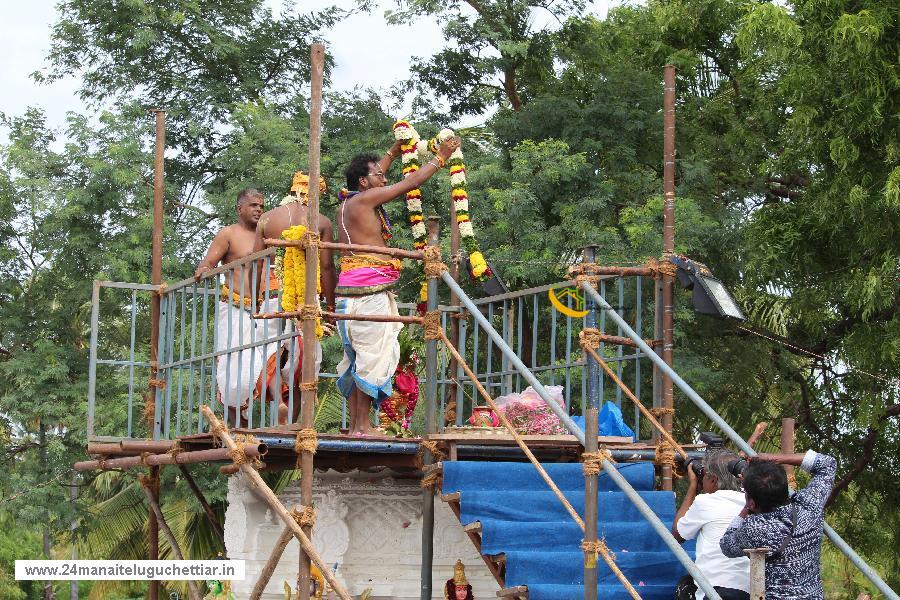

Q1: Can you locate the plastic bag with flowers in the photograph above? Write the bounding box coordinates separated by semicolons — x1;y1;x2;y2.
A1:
494;386;568;435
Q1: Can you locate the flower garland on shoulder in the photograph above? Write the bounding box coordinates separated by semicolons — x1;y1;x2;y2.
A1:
278;223;323;338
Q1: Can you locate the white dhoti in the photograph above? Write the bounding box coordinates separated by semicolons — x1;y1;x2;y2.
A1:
215;299;273;414
335;291;402;409
258;297;322;385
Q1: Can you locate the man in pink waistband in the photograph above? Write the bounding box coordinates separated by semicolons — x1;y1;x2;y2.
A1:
336;136;459;434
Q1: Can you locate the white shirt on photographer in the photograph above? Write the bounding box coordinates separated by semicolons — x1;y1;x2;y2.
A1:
676;489;750;599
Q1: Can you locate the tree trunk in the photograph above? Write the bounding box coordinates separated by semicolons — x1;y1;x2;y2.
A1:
503;67;523;110
39;422;55;600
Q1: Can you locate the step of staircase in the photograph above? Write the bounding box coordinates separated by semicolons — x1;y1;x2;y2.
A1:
442;461;690;600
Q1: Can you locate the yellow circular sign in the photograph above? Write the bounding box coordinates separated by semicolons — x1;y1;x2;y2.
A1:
548;288;589;318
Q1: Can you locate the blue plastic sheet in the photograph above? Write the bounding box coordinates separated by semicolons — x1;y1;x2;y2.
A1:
571;401;636;440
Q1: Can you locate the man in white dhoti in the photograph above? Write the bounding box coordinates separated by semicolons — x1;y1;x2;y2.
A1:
335;136;459;434
256;171;336;423
195;188;276;425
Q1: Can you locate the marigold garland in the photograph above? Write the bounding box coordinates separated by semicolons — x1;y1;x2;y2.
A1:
393;120;428;250
278;224;324;338
429;128;492;281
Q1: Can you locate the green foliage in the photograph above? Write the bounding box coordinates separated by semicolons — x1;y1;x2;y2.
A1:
0;0;897;594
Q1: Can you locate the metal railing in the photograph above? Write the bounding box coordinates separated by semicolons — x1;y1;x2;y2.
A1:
87;253;655;441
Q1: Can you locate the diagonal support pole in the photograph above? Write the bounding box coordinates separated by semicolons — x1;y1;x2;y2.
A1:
249;525;294;600
438;330;641;598
200;405;352;600
581;340;687;461
579;279;899;600
442;271;723;600
138;477;203;600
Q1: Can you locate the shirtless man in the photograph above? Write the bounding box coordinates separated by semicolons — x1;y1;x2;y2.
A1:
194;188;264;289
256;172;337;423
195;188;269;425
335;135;460;434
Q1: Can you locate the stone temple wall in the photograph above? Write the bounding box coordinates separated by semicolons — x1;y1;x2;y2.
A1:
225;469;496;599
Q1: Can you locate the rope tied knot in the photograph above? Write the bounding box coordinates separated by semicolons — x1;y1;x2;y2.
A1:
423;245;448;278
148;378;167;390
646;256;678;278
579;328;602;350
655;440;680;478
166;442;184;458
210;420;228;448
294;428;318;467
299;305;320;321
416;440;447;466
291;505;317;528
582;449;613;476
229;444;264;470
649;407;675;418
423;310;442;340
298;381;318;392
301;230;321;249
581;539;614;560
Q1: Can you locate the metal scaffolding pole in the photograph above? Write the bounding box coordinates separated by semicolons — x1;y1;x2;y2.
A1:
442;271;722;600
579;280;899;600
297;42;325;600
420;218;441;600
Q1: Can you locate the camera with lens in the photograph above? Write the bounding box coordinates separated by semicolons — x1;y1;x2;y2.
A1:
726;457;748;477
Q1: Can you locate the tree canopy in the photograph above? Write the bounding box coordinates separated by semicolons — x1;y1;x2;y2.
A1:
1;0;897;596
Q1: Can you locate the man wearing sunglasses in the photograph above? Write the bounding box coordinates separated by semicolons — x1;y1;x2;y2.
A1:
334;135;460;435
672;450;751;600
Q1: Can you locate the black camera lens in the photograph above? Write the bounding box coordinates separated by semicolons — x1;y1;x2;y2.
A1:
727;458;747;477
688;458;704;479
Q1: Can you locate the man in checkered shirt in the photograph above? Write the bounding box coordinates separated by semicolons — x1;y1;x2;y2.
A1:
720;450;837;599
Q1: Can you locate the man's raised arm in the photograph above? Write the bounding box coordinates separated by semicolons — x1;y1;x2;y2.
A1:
195;229;230;280
377;140;403;176
356;136;461;208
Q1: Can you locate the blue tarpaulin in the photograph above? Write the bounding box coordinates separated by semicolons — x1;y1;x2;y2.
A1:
442;461;691;599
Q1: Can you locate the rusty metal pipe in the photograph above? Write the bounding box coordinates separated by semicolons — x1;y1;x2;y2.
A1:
74;444;265;471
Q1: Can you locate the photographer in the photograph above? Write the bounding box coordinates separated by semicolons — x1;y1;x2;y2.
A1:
720;451;837;599
672;450;750;600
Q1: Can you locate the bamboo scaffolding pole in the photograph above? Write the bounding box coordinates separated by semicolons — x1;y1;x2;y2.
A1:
581;343;688;460
250;526;294;600
437;329;641;599
660;64;677;491
74;444;265;471
265;238;425;260
138;478;203;600
177;464;225;546
298;43;325;600
574;266;654;277
200;405;351;600
253;310;423;325
148;108;166;600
